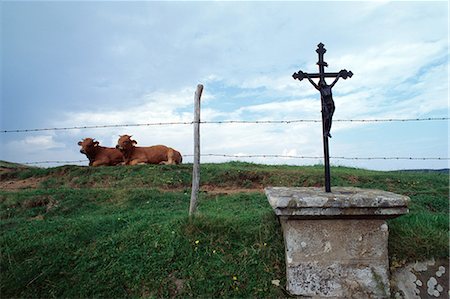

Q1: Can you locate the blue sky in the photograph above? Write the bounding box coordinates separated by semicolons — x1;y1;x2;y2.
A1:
1;1;448;170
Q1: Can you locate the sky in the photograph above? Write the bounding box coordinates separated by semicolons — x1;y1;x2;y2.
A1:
1;1;449;170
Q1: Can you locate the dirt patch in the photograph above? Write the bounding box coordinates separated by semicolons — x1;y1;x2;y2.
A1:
167;272;185;297
347;175;359;184
22;195;59;211
22;196;50;208
0;165;29;173
0;176;265;195
200;184;263;195
0;167;12;176
29;214;45;221
0;177;46;190
156;185;264;195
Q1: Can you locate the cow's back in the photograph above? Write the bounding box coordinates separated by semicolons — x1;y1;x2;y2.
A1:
102;147;124;165
86;146;124;166
134;145;170;164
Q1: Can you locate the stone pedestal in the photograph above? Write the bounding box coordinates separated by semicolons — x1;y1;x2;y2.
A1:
265;187;409;298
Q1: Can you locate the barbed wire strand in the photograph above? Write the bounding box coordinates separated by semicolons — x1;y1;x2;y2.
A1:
15;154;449;165
192;154;449;160
1;117;448;133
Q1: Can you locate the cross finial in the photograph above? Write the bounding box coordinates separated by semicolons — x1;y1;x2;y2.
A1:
316;43;328;68
316;43;326;54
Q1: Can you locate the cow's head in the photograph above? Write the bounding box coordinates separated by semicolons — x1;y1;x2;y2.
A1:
78;138;99;155
116;135;137;152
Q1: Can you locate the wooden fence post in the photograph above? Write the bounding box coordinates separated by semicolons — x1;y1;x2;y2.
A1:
189;84;203;216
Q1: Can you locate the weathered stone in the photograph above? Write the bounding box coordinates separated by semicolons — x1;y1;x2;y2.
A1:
391;259;449;299
281;218;391;297
265;187;409;298
392;264;421;299
414;261;429;272
427;258;436;266
436;266;446;277
266;187;409;219
271;279;280;287
427;277;438;288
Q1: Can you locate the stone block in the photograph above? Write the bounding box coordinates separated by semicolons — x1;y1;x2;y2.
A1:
265;187;409;298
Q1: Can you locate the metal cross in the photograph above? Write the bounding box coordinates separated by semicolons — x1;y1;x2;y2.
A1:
292;43;353;193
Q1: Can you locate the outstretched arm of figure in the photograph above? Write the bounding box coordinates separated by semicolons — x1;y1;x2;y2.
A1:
329;75;340;89
304;73;319;90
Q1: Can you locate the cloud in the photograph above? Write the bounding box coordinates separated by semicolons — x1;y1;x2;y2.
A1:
11;135;65;150
63;88;195;125
236;99;319;119
4;135;67;163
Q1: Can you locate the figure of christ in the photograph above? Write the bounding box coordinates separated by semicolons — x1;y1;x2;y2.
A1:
303;72;341;138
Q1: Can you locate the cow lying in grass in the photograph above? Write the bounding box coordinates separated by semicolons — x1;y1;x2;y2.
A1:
116;135;182;165
78;138;124;166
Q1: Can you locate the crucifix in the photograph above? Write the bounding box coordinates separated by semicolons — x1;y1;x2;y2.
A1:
293;43;353;192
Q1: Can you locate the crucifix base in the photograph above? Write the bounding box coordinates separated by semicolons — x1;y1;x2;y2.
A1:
265;187;409;298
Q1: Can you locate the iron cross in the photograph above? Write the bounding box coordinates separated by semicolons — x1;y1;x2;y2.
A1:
292;43;353;193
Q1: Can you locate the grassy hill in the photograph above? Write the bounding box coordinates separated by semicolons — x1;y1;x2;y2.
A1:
1;162;448;298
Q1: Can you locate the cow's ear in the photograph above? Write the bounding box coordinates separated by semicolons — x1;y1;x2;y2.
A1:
94;141;99;146
78;141;82;146
132;140;137;145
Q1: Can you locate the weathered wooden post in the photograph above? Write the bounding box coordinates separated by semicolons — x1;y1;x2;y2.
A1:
189;84;203;216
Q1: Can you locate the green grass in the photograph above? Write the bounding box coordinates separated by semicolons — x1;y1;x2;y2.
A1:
1;188;285;298
0;162;448;298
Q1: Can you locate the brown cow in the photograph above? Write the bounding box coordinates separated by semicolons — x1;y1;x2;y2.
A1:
116;135;182;165
78;138;124;166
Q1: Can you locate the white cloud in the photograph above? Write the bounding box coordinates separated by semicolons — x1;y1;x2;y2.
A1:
64;88;194;126
11;135;65;150
4;135;67;164
236;99;319;118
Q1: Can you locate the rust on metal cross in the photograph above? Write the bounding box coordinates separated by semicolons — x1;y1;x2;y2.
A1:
292;43;353;193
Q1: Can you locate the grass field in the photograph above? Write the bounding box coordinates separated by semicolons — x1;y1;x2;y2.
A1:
0;161;448;298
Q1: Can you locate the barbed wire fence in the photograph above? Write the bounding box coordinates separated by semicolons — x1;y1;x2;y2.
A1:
1;117;449;166
2;117;448;134
0;117;450;165
16;155;449;166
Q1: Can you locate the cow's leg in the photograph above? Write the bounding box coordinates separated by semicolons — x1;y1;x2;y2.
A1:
129;159;147;166
92;160;107;167
164;149;176;165
128;160;140;165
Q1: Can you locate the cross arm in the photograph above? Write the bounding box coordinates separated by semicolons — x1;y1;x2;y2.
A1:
293;69;353;81
293;71;319;89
